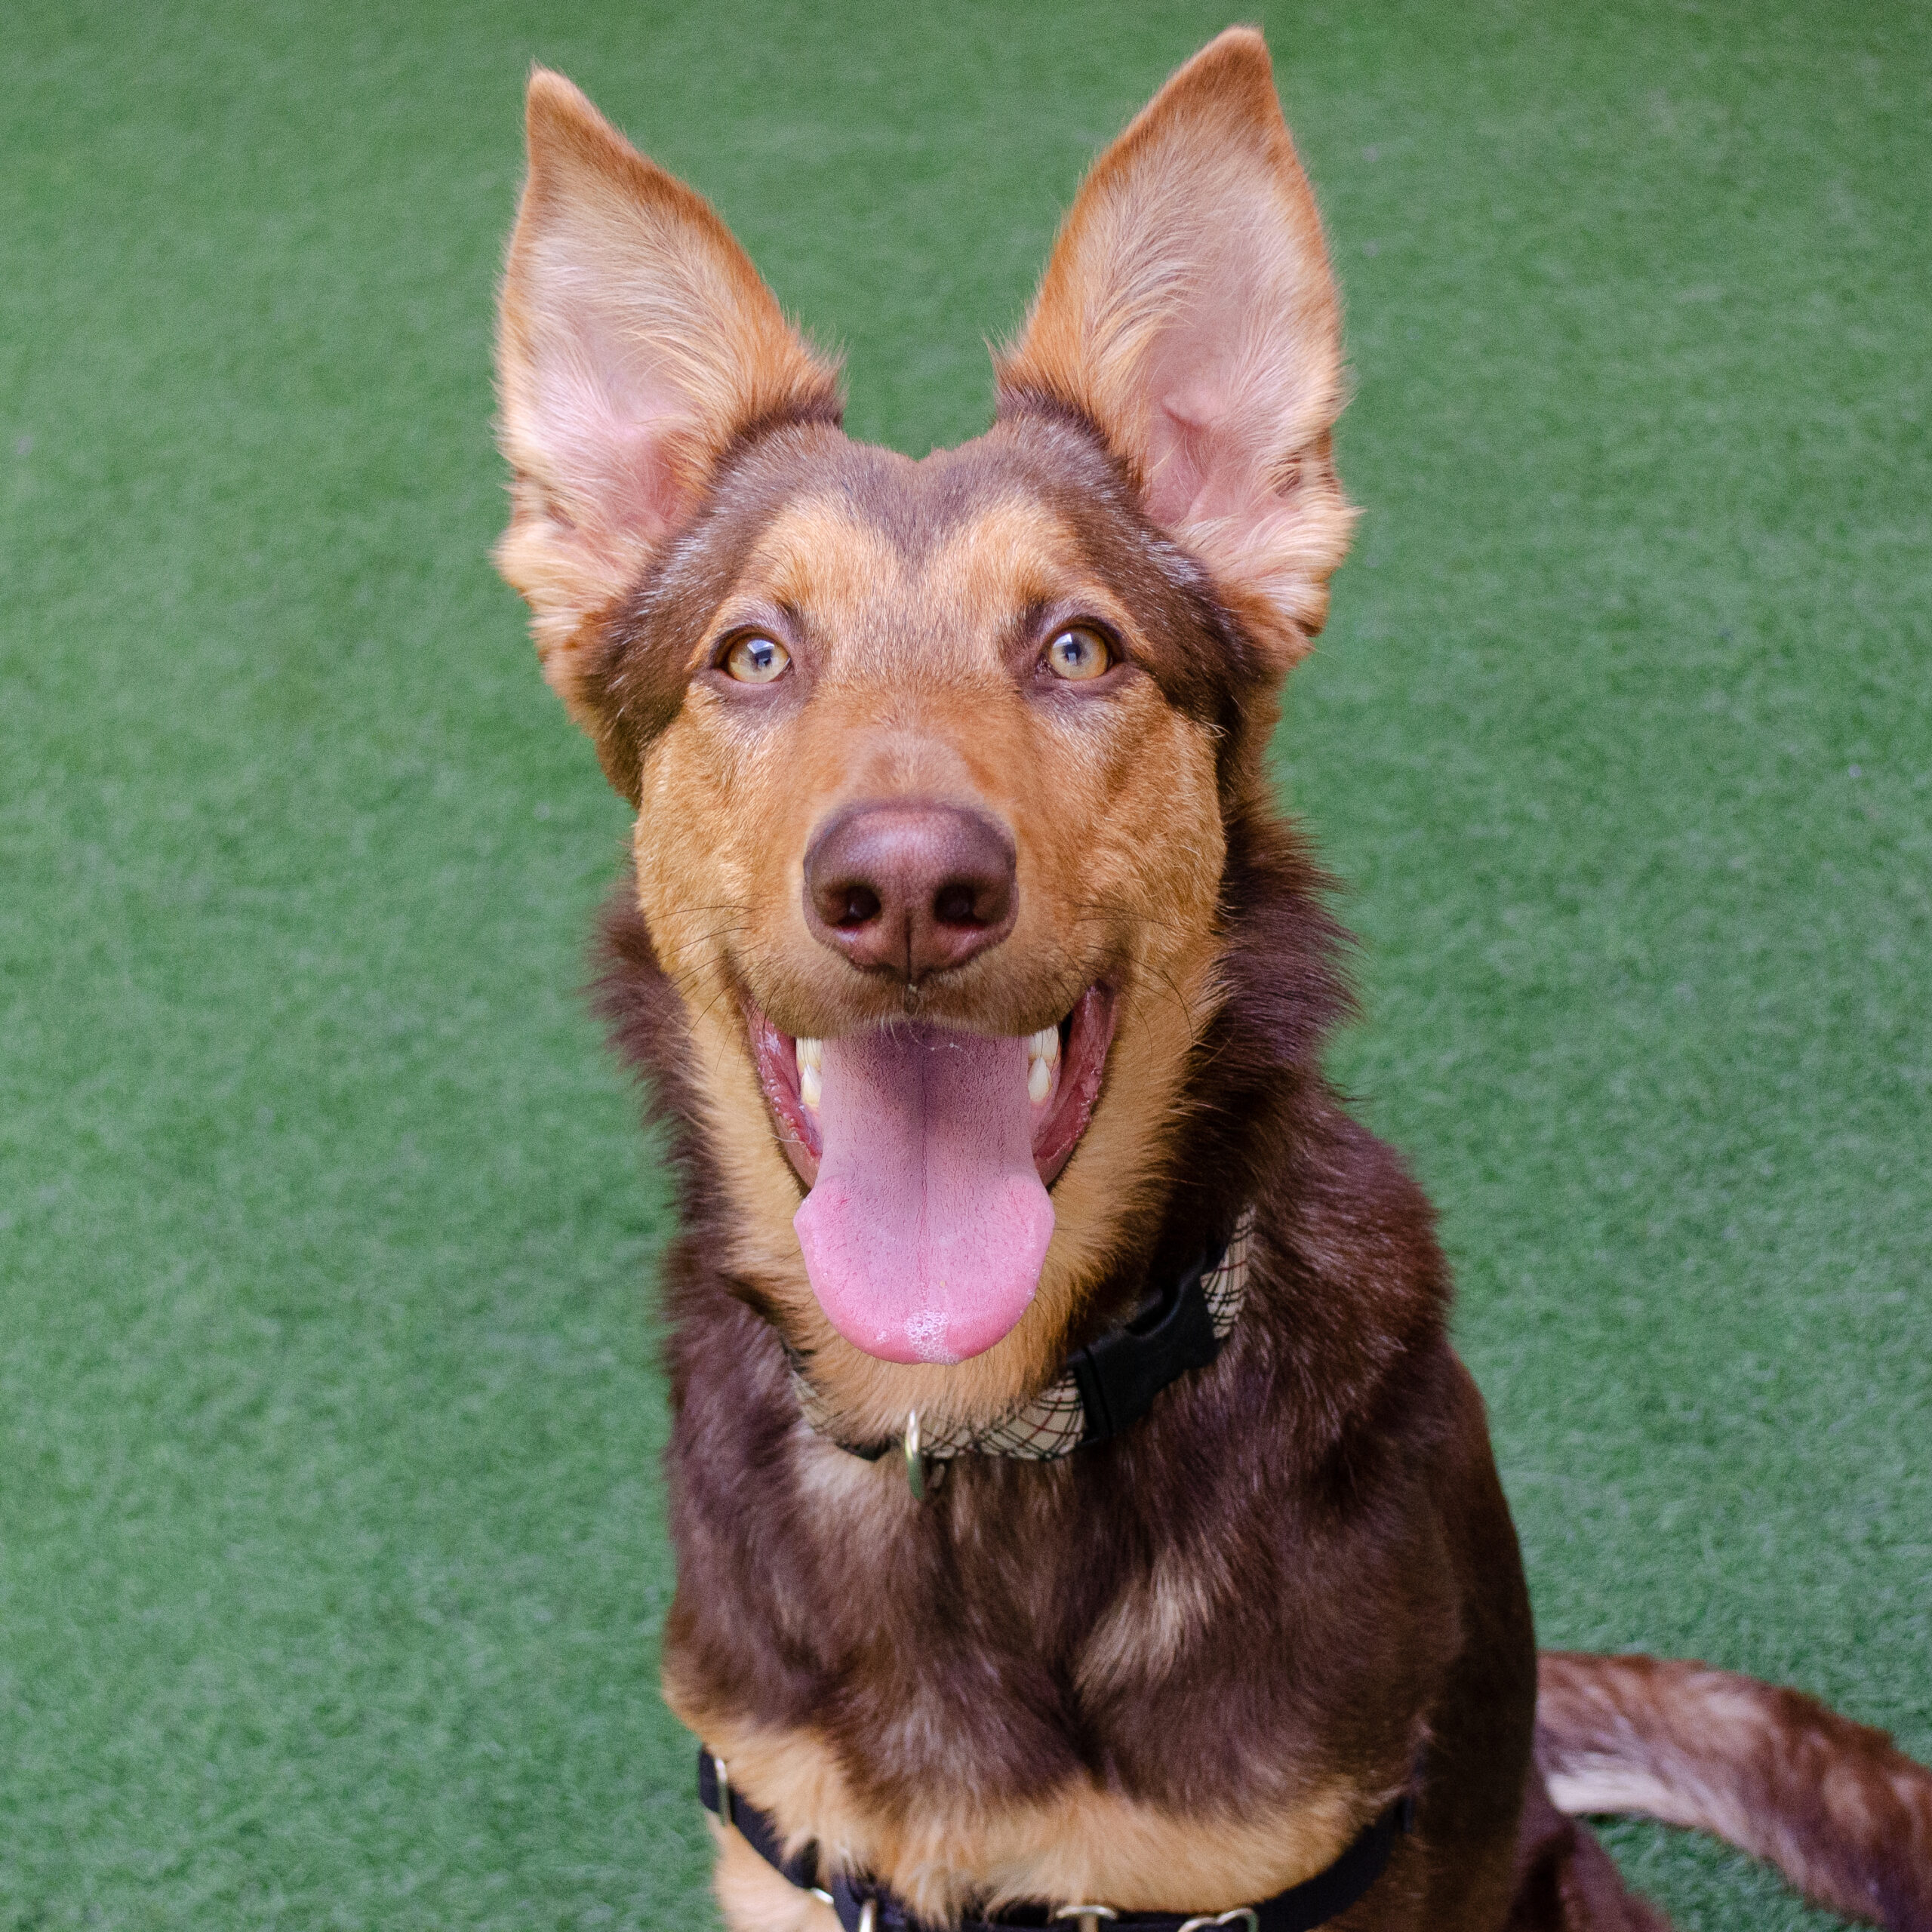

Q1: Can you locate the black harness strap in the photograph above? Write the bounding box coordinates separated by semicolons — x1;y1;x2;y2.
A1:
699;1749;829;1900
699;1748;1414;1932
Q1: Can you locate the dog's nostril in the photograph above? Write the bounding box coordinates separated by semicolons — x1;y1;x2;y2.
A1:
932;881;983;928
835;884;881;928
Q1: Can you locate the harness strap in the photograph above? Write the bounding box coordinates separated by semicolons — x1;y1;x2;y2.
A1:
699;1747;1414;1932
699;1749;832;1902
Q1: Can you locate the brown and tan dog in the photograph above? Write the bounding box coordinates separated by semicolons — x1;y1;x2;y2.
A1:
491;31;1932;1932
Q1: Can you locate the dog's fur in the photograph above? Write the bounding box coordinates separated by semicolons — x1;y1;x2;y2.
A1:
491;32;1932;1932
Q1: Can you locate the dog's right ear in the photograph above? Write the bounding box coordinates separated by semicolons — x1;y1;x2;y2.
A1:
494;70;841;740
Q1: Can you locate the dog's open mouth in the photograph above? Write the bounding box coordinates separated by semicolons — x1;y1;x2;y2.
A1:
747;987;1115;1363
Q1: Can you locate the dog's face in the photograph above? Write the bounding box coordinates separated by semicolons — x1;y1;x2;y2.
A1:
495;31;1353;1438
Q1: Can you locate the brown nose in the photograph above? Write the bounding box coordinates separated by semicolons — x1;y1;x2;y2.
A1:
803;800;1017;981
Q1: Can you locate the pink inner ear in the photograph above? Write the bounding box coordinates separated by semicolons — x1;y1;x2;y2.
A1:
531;312;694;548
1137;252;1292;534
1146;393;1249;531
1132;288;1345;645
1145;365;1292;536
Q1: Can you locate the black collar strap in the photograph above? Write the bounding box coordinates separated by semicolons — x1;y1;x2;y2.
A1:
699;1746;1413;1932
792;1212;1256;1474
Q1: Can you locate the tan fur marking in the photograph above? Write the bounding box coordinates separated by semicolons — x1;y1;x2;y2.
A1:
714;1823;841;1932
693;1715;1374;1925
1074;1545;1222;1699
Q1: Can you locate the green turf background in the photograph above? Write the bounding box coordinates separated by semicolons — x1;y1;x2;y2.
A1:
2;1;1926;1925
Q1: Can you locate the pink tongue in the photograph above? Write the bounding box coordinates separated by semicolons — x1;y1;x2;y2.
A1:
793;1026;1054;1364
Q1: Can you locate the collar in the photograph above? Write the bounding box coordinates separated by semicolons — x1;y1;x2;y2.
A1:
792;1210;1256;1488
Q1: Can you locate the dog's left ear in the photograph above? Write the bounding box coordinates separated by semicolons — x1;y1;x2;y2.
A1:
996;29;1352;668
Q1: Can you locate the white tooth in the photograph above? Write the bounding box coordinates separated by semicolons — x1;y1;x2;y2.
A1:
1028;1053;1052;1106
800;1061;822;1110
797;1036;823;1070
1027;1026;1060;1065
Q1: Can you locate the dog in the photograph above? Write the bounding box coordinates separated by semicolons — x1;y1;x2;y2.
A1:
489;31;1932;1932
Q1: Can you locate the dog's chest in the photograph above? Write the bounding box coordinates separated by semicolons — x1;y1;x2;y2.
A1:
661;1399;1447;1915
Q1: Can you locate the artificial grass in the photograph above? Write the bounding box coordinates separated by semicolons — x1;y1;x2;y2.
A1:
1;2;1924;1926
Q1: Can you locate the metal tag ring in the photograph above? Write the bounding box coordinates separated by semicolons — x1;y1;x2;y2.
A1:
904;1409;927;1500
1053;1906;1119;1932
1177;1911;1259;1932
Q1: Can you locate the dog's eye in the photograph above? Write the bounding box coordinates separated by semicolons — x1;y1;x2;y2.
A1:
723;634;792;684
1044;626;1112;682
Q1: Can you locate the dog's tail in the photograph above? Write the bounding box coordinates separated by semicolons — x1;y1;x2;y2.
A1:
1535;1652;1932;1931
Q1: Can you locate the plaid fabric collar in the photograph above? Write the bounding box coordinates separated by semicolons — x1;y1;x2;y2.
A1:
791;1211;1256;1478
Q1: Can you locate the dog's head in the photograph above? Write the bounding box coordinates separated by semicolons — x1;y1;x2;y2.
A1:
494;30;1353;1437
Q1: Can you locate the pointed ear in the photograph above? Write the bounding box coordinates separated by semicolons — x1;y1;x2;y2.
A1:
995;29;1353;667
494;70;841;728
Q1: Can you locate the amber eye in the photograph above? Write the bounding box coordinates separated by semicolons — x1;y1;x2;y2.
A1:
723;634;791;684
1044;626;1112;682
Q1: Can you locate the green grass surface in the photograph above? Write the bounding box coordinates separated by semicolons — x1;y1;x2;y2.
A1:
2;2;1925;1925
